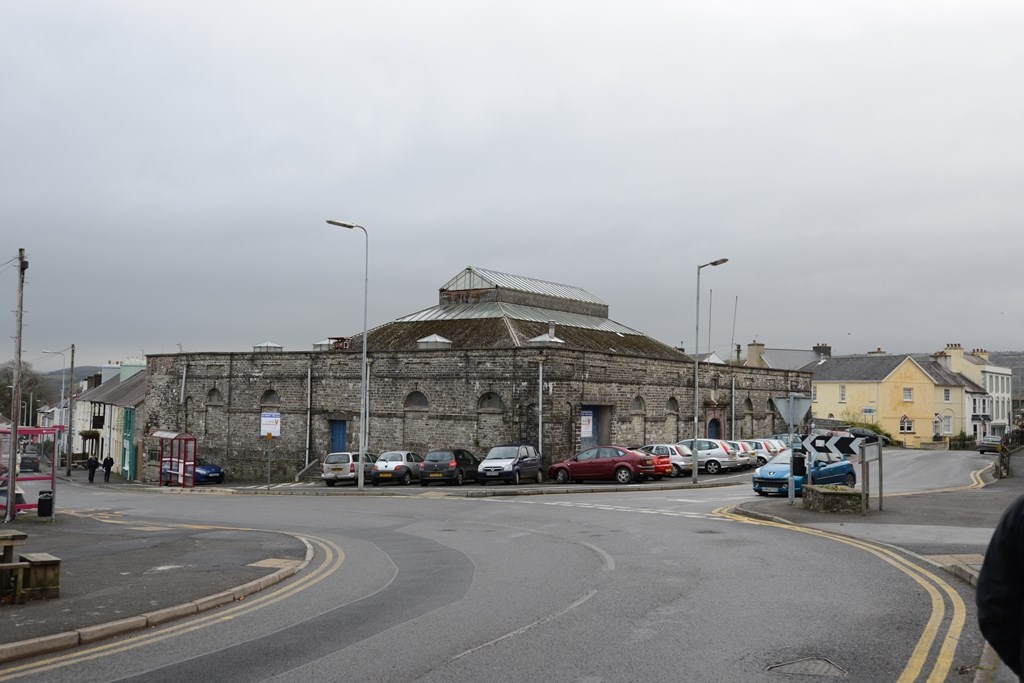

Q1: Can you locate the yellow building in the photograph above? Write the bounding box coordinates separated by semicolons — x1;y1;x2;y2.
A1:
810;351;983;448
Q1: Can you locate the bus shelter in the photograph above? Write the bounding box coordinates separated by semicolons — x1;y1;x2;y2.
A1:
1;425;63;516
152;431;198;488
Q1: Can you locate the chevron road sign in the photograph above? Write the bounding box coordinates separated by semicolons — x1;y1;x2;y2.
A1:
802;434;864;456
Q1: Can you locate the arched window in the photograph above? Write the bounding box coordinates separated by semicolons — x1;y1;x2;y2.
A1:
630;396;646;414
743;398;754;414
404;391;429;411
665;397;679;414
261;389;280;406
206;388;224;405
478;392;505;413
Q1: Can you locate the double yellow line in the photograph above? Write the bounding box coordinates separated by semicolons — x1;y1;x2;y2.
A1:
0;526;344;680
714;506;966;683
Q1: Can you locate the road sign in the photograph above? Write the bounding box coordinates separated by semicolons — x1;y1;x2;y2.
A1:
802;434;864;456
260;412;281;437
771;395;812;428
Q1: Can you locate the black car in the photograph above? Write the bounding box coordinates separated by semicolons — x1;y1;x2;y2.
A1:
18;451;41;472
419;449;481;486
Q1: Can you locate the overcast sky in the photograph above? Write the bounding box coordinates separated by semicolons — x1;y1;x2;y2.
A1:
3;1;1022;371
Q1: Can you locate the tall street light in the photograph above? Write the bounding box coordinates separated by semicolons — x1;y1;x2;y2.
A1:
327;219;369;490
693;258;729;484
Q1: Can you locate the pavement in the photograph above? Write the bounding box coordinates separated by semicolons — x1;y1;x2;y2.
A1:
0;456;1021;680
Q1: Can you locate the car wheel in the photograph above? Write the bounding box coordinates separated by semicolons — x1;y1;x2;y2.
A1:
535;469;543;484
705;460;721;474
756;456;767;467
401;471;412;486
325;480;336;487
555;469;570;484
508;470;520;486
454;471;464;486
614;467;633;484
844;473;856;487
671;464;682;478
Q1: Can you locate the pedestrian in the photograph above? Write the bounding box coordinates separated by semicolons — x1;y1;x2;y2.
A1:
102;455;114;483
86;454;99;483
977;494;1024;678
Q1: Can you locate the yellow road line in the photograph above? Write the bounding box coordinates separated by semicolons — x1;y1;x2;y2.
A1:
714;506;967;683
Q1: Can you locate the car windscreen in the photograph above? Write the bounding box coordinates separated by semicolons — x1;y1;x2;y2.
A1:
425;451;454;462
324;454;349;464
379;452;404;462
485;446;518;460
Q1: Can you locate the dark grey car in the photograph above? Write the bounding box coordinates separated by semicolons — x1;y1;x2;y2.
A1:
477;444;543;485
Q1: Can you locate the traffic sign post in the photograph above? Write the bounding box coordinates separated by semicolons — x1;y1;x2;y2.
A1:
772;394;811;506
859;441;883;514
801;434;864;457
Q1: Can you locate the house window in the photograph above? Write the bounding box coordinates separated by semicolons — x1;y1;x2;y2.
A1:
903;388;913;402
900;416;914;433
943;389;951;403
812;386;817;402
839;385;846;403
404;391;429;411
942;416;952;434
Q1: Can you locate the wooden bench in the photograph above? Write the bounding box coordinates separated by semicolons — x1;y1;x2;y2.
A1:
1;529;29;604
19;553;61;600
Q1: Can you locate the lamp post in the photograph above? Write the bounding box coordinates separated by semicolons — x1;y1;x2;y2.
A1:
327;219;369;490
692;258;728;484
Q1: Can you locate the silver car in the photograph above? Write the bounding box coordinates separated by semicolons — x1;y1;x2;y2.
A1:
370;451;423;486
675;439;744;474
321;452;376;486
637;444;693;477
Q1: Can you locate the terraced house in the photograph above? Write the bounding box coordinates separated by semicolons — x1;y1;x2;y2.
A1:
142;267;811;481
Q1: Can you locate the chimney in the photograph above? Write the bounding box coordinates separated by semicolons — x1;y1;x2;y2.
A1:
867;347;886;356
972;348;990;362
812;343;832;359
747;341;766;368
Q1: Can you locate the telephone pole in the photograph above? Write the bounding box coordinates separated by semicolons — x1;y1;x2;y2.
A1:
5;249;27;523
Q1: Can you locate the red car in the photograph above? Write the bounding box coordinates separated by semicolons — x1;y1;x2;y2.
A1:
548;446;655;485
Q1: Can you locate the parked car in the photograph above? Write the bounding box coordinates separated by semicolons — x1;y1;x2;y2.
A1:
631;445;673;479
725;441;754;469
765;433;808;454
977;436;1003;454
637;444;693;477
420;449;481;486
370;451;422;485
751;450;856;496
739;440;776;467
161;457;226;485
675;439;743;474
321;451;377;486
845;426;891;445
548;446;655;484
477;444;543;485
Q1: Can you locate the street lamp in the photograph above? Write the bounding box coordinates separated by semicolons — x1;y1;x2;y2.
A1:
692;257;728;484
327;219;369;490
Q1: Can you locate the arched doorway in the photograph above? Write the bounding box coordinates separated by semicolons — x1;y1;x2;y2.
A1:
708;418;722;439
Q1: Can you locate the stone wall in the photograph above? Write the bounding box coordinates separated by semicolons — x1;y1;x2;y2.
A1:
143;349;811;482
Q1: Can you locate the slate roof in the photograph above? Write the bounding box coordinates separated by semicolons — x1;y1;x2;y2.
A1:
758;348;825;371
76;375;122;404
76;371;147;407
802;355;909;381
366;316;687;361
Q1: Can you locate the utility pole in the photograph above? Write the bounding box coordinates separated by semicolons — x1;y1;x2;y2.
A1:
65;345;76;477
5;249;27;523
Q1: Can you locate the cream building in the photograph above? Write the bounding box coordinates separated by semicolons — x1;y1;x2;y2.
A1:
930;343;1013;438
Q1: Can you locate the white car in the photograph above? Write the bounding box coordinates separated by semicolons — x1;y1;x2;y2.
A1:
637;444;694;477
370;451;423;486
321;452;377;486
676;439;744;474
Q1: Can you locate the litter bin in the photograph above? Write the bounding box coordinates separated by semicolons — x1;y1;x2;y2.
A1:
37;490;53;517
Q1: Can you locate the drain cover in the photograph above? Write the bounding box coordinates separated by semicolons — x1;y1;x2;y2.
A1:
767;657;847;677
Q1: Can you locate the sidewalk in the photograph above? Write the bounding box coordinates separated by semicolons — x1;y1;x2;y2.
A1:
0;469;308;663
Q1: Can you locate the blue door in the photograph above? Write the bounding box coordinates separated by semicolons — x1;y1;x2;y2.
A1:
708;418;721;439
330;421;347;453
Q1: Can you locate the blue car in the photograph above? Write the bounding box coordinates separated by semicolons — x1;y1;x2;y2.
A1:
161;458;226;485
752;451;855;496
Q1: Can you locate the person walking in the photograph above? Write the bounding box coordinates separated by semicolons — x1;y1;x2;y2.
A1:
86;454;99;483
977;494;1024;678
102;455;114;483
